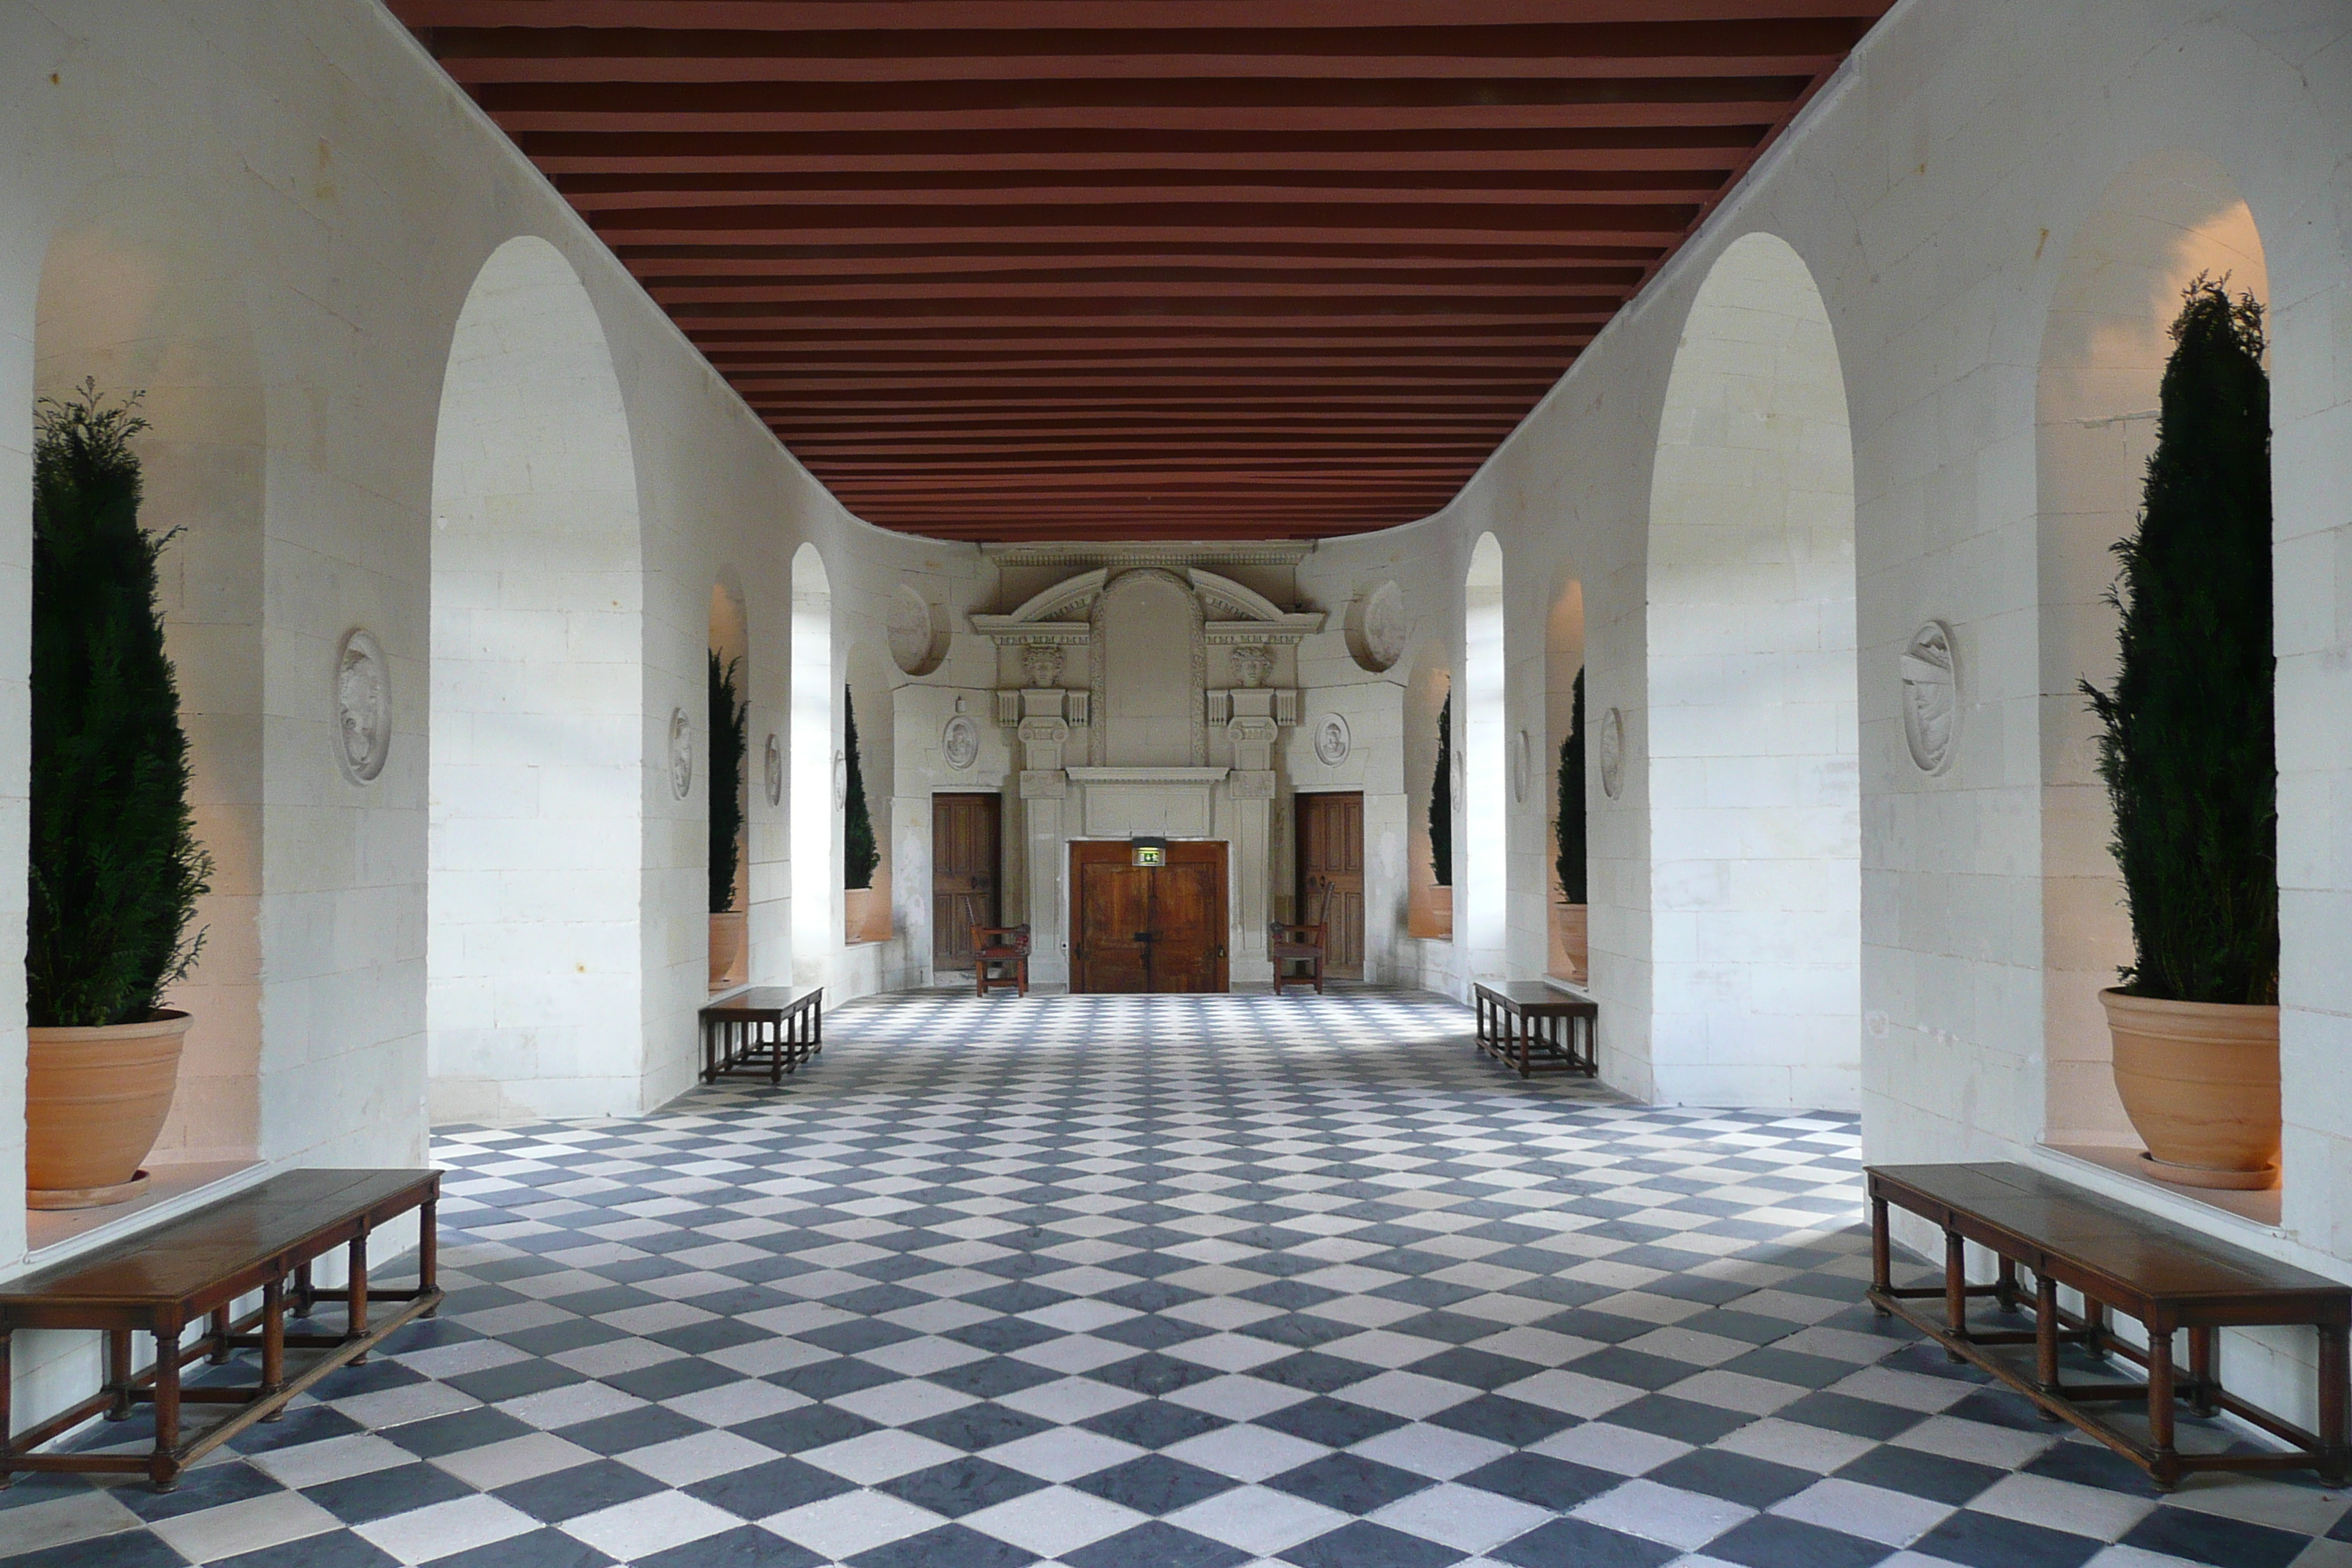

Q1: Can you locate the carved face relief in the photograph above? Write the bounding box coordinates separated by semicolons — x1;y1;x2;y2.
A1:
1021;643;1065;688
1313;713;1351;767
335;630;391;783
943;714;980;770
1231;644;1273;689
764;733;783;805
1599;706;1626;800
668;709;694;799
1901;620;1960;775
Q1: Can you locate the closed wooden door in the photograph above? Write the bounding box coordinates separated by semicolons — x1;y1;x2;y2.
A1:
1071;840;1228;993
1297;792;1365;979
932;793;1000;970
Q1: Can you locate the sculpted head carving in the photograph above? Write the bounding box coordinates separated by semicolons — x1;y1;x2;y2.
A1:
335;630;391;783
1231;645;1273;689
1021;643;1065;688
1901;620;1960;775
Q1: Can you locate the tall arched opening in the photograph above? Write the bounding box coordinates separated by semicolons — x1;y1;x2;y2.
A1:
426;235;647;1121
2037;152;2269;1157
790;543;835;987
1545;572;1588;983
1646;230;1860;1107
1462;534;1508;984
709;575;750;992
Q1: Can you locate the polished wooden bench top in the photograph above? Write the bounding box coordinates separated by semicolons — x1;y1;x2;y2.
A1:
0;1169;436;1314
700;987;821;1019
1474;981;1597;1014
1872;1163;2344;1315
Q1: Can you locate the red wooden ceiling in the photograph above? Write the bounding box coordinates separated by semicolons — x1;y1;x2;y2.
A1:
391;2;1891;541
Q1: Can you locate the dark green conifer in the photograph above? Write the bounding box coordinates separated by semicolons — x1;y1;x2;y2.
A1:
1556;670;1587;904
1430;691;1453;887
28;382;211;1026
2083;278;2276;1004
843;686;878;889
707;652;746;913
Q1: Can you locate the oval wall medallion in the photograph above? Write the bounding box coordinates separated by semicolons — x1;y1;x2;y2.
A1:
1312;713;1351;767
1901;619;1961;776
943;713;981;770
1599;706;1626;800
1348;581;1408;673
334;629;391;784
832;749;848;808
764;733;783;805
1512;729;1532;804
887;586;941;676
668;708;693;799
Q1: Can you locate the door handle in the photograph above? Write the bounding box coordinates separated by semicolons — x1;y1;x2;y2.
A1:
1131;932;1153;943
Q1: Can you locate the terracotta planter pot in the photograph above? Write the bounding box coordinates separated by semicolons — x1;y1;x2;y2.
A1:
845;887;892;945
2100;988;2281;1191
1407;883;1453;941
709;910;747;991
26;1010;190;1207
1550;902;1589;982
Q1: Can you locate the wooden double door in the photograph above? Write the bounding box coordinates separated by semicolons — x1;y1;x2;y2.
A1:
1296;791;1365;979
1071;840;1227;993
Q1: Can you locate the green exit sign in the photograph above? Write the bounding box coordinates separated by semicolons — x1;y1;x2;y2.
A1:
1131;837;1168;867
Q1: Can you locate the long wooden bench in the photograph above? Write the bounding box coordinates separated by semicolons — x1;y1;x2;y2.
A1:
699;985;824;1085
1869;1162;2350;1489
0;1168;442;1492
1472;981;1597;1079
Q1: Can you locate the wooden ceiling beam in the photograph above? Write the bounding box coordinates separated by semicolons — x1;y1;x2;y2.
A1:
391;4;1893;32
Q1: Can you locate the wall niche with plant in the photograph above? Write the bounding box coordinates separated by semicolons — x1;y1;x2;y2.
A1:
707;651;747;991
25;383;212;1208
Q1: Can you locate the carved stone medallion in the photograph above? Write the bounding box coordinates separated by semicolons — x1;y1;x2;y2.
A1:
1349;581;1408;673
1021;643;1065;688
887;586;940;676
1512;729;1532;804
1312;713;1351;767
1901;619;1960;776
764;733;783;806
1231;644;1273;689
833;749;848;808
1599;706;1625;800
668;708;693;799
943;713;981;770
334;629;391;784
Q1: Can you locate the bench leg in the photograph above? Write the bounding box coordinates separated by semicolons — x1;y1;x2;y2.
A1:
260;1277;287;1417
1869;1197;1892;1314
106;1330;135;1420
2147;1320;2179;1490
2084;1296;2108;1360
151;1320;182;1492
1994;1256;2019;1314
295;1262;316;1319
2189;1327;2216;1417
2319;1322;2351;1485
347;1233;371;1363
0;1328;12;1488
420;1190;440;1318
209;1304;235;1365
2035;1270;2063;1415
1943;1229;1968;1360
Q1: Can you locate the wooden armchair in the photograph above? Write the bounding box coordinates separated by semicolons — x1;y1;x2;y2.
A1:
1269;921;1326;995
973;924;1031;998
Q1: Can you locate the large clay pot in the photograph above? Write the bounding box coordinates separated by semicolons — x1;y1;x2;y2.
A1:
709;910;747;990
2100;988;2280;1191
26;1011;190;1207
1551;902;1589;982
845;887;892;945
1407;884;1453;941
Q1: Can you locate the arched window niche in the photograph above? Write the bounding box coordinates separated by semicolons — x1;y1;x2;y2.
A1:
1645;230;1861;1109
789;543;836;988
2035;151;2274;1218
1462;534;1508;986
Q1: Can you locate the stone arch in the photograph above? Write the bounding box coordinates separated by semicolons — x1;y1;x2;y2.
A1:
1646;230;1860;1107
31;184;268;1167
790;541;835;985
1462;534;1507;984
2037;151;2269;1150
426;235;647;1120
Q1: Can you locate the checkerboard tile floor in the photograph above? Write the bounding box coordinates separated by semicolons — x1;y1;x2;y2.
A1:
6;987;2347;1568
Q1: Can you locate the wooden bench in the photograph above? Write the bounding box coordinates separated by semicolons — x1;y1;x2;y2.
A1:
699;986;824;1085
1472;981;1597;1079
1869;1162;2351;1489
0;1168;442;1492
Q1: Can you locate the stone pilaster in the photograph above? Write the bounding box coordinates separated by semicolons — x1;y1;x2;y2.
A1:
1017;715;1072;987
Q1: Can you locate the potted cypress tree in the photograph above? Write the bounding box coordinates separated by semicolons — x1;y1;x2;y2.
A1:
842;686;889;942
1410;691;1454;938
707;652;747;991
26;383;212;1207
1552;671;1588;981
2084;279;2279;1190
